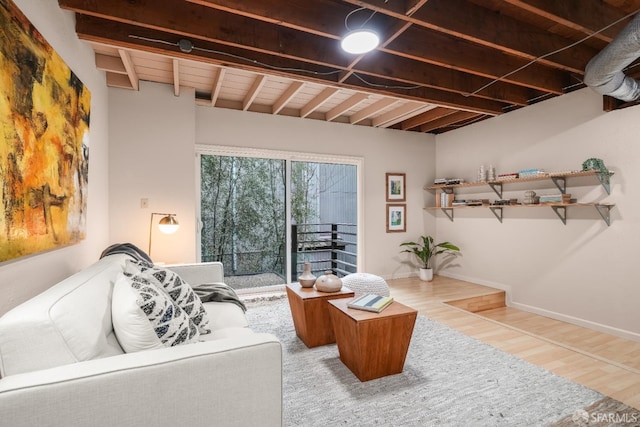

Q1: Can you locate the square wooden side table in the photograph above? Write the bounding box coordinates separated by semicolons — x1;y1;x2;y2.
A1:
327;298;417;381
285;283;354;348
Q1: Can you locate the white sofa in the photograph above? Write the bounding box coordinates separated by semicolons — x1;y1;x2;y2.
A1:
0;253;282;427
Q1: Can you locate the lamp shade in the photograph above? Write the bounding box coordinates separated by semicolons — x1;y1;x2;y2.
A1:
341;29;379;54
148;212;179;257
158;215;179;234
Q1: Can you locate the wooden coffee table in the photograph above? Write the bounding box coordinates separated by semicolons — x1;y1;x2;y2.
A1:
327;298;417;381
285;283;354;348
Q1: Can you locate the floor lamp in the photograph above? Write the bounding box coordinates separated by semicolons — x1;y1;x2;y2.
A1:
148;213;179;257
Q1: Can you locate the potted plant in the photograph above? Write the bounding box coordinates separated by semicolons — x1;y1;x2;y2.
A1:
400;235;460;281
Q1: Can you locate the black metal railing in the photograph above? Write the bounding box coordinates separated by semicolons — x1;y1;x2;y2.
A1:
291;223;357;280
201;222;357;281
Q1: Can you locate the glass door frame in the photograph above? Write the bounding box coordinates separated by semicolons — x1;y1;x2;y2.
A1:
195;144;364;284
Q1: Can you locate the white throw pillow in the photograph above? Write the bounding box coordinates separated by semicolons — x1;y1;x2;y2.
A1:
124;260;211;334
112;273;200;353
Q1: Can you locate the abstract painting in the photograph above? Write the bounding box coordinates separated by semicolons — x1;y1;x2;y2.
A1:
0;0;90;262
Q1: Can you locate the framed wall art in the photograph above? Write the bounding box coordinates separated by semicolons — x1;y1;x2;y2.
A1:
0;0;91;262
386;172;406;202
386;204;406;233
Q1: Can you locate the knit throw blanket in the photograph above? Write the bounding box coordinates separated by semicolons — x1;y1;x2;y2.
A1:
193;282;247;312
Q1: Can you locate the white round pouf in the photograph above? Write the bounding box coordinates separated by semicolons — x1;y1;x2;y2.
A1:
341;273;390;297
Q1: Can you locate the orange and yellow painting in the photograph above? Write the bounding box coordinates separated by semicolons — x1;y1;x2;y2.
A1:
0;0;90;262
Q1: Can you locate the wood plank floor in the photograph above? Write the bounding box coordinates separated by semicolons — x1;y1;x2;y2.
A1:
387;275;640;410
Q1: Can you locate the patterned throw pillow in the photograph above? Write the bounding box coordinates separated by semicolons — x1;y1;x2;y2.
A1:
124;260;211;334
112;273;200;353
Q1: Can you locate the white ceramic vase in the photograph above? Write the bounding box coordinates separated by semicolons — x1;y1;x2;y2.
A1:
419;268;433;282
315;270;343;292
298;262;316;288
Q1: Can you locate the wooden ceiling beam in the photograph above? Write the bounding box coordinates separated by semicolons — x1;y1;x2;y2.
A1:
385;26;568;94
210;68;226;106
272;81;305;115
118;49;139;90
243;75;267;111
325;93;369;121
63;0;569;99
372;101;425;127
301;87;340;118
355;52;532;106
419;111;480;132
350;98;398;124
172;59;180;96
502;0;632;43
74;16;509;115
400;107;458;130
410;0;597;74
343;0;597;74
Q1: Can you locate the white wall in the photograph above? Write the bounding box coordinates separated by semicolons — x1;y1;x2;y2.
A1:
435;88;640;340
107;87;435;274
195;107;435;277
0;0;110;316
109;82;196;264
110;89;435;277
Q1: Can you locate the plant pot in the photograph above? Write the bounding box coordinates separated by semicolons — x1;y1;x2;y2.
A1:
418;268;433;282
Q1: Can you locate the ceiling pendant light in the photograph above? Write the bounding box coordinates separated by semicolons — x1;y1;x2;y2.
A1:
341;7;379;55
341;29;380;54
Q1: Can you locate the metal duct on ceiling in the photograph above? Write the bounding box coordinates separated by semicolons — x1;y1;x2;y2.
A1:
584;13;640;102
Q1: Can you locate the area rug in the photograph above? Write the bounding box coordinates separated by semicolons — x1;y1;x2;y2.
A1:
245;297;625;427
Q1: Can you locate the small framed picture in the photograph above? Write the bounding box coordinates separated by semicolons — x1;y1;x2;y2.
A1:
386;204;406;233
386;173;406;202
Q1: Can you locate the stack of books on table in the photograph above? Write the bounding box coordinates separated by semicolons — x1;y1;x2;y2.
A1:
347;294;394;313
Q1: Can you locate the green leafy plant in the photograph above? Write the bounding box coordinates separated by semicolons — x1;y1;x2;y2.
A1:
400;235;460;269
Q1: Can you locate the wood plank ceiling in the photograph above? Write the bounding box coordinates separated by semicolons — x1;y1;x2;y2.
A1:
58;0;640;134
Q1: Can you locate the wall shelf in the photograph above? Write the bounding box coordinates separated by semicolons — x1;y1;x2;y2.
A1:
425;203;614;225
425;170;614;197
425;170;614;225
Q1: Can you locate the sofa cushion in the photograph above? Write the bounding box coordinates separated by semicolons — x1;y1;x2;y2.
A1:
125;260;211;335
112;273;200;353
203;301;249;332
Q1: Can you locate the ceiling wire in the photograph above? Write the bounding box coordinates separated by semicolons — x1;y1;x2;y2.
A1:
128;35;342;76
350;72;424;90
344;7;377;31
127;34;421;90
466;9;640;97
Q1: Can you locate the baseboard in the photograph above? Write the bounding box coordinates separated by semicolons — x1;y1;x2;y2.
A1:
509;301;640;343
439;272;640;343
380;271;415;281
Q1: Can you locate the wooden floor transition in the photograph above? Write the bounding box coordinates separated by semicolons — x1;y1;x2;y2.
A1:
386;275;640;410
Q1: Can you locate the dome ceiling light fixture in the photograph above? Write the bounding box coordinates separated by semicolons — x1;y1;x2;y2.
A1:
341;7;379;55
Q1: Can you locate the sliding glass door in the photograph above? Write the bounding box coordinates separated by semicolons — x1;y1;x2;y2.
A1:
200;155;286;289
198;147;361;291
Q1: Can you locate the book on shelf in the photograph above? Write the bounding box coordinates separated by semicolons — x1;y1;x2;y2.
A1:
347;294;394;313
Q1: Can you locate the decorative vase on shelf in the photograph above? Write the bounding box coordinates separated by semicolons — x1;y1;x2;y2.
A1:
298;262;316;288
314;270;343;293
